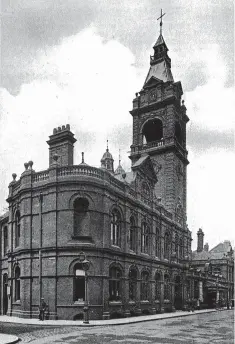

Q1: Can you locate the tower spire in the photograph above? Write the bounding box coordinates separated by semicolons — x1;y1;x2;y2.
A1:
157;8;166;36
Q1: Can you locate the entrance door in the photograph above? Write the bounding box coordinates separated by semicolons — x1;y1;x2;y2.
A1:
3;274;8;315
174;276;182;310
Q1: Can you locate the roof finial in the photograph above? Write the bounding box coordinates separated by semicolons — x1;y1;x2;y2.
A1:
106;139;109;151
119;149;121;165
82;152;84;163
157;8;166;36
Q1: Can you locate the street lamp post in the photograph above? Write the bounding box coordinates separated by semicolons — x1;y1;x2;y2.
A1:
81;257;90;324
215;273;222;309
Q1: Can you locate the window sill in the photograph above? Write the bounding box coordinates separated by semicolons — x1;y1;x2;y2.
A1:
140;300;150;304
109;301;122;305
164;299;171;303
74;300;85;305
111;245;121;250
13;301;21;305
140;252;149;256
128;300;136;304
155;300;160;303
71;236;92;242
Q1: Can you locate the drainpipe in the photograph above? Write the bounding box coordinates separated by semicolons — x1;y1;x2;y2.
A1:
39;193;43;305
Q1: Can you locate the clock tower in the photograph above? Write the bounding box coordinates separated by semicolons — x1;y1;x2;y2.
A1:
129;17;189;226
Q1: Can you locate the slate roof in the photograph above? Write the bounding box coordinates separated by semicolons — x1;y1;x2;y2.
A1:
192;240;233;261
153;34;167;48
144;60;174;85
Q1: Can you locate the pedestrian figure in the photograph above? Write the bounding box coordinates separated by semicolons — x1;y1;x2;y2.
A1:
39;298;46;321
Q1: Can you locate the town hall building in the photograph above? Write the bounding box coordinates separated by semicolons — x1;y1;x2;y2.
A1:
0;21;233;320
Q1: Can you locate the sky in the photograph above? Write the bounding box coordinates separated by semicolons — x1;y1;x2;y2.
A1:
0;0;234;250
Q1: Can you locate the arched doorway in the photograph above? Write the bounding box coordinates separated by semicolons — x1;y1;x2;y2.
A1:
3;273;8;315
174;275;183;310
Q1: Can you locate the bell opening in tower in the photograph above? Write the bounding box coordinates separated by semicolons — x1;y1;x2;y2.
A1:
142;118;163;144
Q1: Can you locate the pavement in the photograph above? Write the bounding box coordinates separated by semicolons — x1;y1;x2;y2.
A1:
0;334;19;344
0;308;221;344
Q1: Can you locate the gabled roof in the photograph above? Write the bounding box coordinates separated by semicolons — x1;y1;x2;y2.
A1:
210;241;232;254
192;240;234;261
132;155;158;183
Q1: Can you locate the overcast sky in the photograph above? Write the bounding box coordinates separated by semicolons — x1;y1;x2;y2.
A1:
0;0;234;250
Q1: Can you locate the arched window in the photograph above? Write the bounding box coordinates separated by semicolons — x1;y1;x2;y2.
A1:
3;226;8;256
15;211;20;247
73;263;85;302
155;272;161;301
175;121;183;145
109;266;122;301
179;238;184;259
73;198;89;237
155;228;161;257
175;234;179;259
141;222;149;254
164;232;171;259
15;266;20;301
129;267;138;301
111;209;121;246
142;118;163;143
129;217;136;251
164;274;170;300
141;271;149;301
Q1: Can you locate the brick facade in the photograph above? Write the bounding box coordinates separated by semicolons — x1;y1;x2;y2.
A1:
0;32;233;321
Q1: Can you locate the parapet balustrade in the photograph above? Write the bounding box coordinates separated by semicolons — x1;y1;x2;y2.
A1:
10;164;173;221
142;139;165;150
32;170;49;182
58;165;105;180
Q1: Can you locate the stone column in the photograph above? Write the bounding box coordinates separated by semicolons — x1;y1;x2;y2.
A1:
135;275;142;316
123;270;130;317
150;273;156;314
160;275;165;313
102;276;110;319
171;281;176;312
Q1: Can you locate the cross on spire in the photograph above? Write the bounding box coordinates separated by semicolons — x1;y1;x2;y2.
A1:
157;8;166;36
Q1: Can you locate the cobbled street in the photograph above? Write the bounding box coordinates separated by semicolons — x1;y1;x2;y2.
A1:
0;310;233;344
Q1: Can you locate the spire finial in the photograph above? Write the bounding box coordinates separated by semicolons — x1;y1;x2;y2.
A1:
119;149;121;165
82;152;84;163
106;140;109;151
157;8;166;36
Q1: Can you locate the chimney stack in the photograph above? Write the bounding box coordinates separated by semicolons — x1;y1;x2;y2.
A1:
204;243;209;252
47;124;76;168
197;228;204;252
